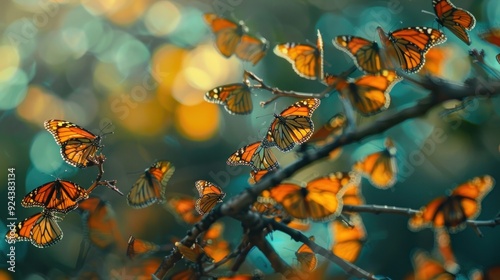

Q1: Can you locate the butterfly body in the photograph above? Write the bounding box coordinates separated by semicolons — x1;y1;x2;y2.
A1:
433;0;476;45
44;119;103;168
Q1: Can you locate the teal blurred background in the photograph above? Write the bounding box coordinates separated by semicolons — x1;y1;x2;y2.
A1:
0;0;499;279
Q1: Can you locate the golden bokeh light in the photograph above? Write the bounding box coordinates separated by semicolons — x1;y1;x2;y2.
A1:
175;102;219;141
0;45;20;82
111;95;170;136
93;61;125;93
17;86;65;125
144;1;181;36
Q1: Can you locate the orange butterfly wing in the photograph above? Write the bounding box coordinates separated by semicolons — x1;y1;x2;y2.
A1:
195;180;226;215
354;138;398;188
204;13;244;57
296;236;317;272
479;28;500;47
331;71;401;116
378;27;447;73
235;34;268;65
127;161;175;209
409;175;494;232
22;179;88;213
127;235;160;259
44;119;102;168
433;0;475;45
308;113;346;143
165;195;202;224
266;98;320;152
205;83;253;115
331;214;366;263
274;30;324;79
6;211;63;248
411;250;455;280
248;169;270;184
227;141;279;171
333;35;384;74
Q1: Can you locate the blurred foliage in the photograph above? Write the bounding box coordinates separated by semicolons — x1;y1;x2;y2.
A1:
0;0;499;279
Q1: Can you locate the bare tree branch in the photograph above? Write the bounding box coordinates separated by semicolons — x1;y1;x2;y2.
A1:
154;77;500;279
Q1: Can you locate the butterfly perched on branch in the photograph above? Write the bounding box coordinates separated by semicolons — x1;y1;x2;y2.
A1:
44;119;104;168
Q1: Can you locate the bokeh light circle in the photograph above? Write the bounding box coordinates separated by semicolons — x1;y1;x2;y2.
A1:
175;102;219;141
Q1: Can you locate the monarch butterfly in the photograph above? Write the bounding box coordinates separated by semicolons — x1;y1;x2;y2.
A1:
21;179;89;213
175;242;207;262
308;113;346;143
269;172;359;221
44;119;103;168
127;161;175;209
377;26;447;73
204;237;230;262
5;210;63;248
419;46;449;76
78;197;124;250
274;30;324;79
411;250;455;280
227;140;279;171
235;35;269;65
333;35;383;74
127;235;160;259
408;175;494;233
354;137;398;189
433;0;476;45
203;13;267;65
324;70;401;116
205;83;252;115
266;98;321;152
296;236;317;272
195;180;226;215
164;195;202;224
479;28;500;47
331;214;366;263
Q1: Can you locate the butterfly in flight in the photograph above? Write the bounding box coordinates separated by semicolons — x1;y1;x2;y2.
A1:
274;30;324;79
295;236;317;272
204;13;268;65
331;213;366;263
409;175;494;233
164;195;202;224
44;119;103;168
433;0;476;45
354;137;398;189
270;172;360;221
227;140;279;172
479;28;500;47
22;179;88;213
6;210;63;248
205;83;253;115
324;70;401;116
78;197;125;250
334;26;446;74
195;180;225;215
127;235;160;260
266;98;321;152
127;161;175;209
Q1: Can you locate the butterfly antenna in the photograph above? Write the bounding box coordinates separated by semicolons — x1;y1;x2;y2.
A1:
421;9;436;17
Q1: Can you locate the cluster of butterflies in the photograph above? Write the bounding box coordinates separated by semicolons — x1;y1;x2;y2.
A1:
4;119;111;248
204;0;500;119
